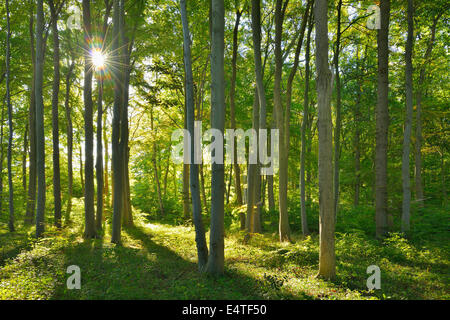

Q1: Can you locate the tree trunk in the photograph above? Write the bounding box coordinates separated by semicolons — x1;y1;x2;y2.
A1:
6;0;15;232
22;124;28;192
82;0;96;239
230;7;243;207
246;89;260;233
80;146;84;195
49;0;62;229
111;0;124;244
401;0;414;234
26;2;37;225
180;0;209;270
414;13;441;207
151;106;164;216
274;0;290;242
300;7;313;236
333;0;342;218
354;45;366;207
315;0;335;280
375;0;390;239
103;113;109;207
35;0;46;238
96;79;104;231
205;0;225;275
0;96;4;219
64;59;74;222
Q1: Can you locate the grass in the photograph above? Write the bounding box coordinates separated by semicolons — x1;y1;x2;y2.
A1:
0;198;448;300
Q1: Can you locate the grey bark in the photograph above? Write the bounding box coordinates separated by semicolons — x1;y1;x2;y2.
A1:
375;0;390;239
205;0;225;275
111;0;124;244
333;0;342;218
315;0;335;279
26;2;37;225
414;13;441;207
230;7;243;209
300;7;313;236
49;0;62;229
6;0;14;232
64;59;74;222
180;0;209;269
35;0;46;237
82;0;97;239
401;0;414;233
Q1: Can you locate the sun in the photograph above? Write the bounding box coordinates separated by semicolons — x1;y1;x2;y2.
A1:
91;48;106;70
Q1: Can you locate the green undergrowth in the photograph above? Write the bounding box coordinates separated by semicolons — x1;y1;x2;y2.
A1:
0;199;448;300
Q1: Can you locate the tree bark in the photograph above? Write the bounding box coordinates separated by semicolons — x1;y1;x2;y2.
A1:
180;0;209;270
35;0;46;237
82;0;97;239
414;13;441;207
205;0;225;275
375;0;390;239
64;58;74;222
273;0;290;242
333;0;342;218
6;0;15;232
49;0;62;229
111;0;124;244
401;0;414;234
230;7;243;208
315;0;335;279
26;1;37;225
300;7;313;236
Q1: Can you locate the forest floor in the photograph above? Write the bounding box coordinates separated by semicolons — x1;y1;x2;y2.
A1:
0;198;448;300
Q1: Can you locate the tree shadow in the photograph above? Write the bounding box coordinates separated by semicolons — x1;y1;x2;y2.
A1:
50;224;313;300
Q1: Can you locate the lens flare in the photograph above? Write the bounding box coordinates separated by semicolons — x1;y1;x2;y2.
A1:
91;49;106;70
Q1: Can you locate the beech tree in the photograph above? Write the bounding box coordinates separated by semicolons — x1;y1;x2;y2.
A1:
315;0;335;280
375;0;390;239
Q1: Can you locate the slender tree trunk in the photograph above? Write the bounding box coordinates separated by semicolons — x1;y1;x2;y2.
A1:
182;105;190;220
401;0;414;234
82;0;96;239
26;2;37;225
274;0;290;242
300;7;313;236
95;3;111;231
5;0;14;232
375;0;390;239
64;60;74;222
200;163;208;214
103;113;109;207
96;79;104;231
120;10;134;227
206;0;225;275
22;124;28;192
246;89;260;233
441;148;447;207
315;0;335;280
180;0;209;270
80;146;84;195
151;106;164;216
226;164;232;204
111;0;124;244
354;45;366;207
333;0;342;218
163;143;171;198
49;0;62;229
230;7;243;208
414;13;441;207
35;0;46;238
0;98;4;219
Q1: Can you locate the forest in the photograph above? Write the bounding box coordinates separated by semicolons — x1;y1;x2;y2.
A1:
0;0;448;301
